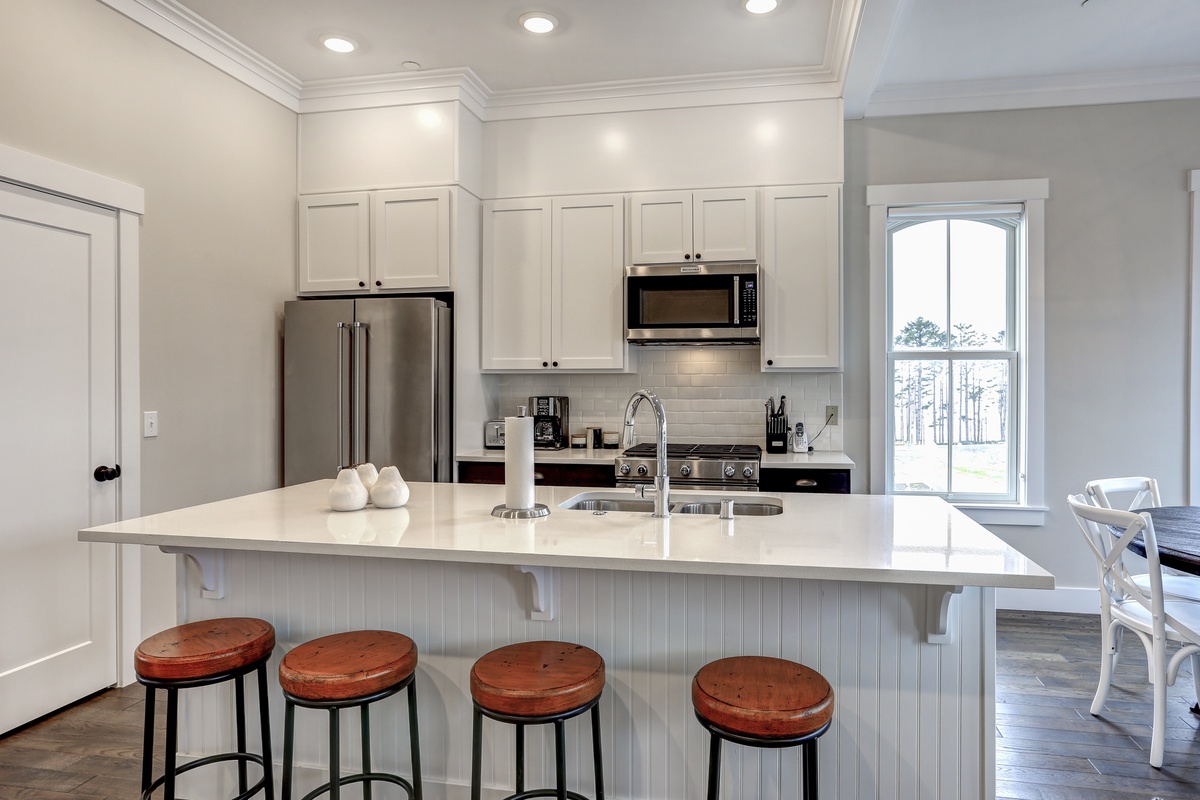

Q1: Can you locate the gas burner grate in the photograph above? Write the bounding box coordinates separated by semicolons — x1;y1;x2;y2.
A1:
623;443;762;458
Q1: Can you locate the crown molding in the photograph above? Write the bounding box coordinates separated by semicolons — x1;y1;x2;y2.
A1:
862;65;1200;118
98;0;302;111
299;69;492;118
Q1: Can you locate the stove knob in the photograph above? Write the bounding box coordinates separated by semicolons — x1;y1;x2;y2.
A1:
679;464;692;477
724;465;736;478
636;465;649;476
742;466;755;478
619;463;631;475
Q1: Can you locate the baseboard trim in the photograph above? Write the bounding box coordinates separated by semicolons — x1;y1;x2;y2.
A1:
996;586;1098;615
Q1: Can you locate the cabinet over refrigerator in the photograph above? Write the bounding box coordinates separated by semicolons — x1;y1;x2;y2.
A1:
283;297;452;485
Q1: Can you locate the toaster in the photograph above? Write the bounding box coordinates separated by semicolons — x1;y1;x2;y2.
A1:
483;419;506;449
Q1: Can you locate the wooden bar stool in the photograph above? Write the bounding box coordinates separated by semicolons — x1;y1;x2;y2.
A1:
135;617;275;800
470;640;605;800
692;656;834;800
279;630;422;800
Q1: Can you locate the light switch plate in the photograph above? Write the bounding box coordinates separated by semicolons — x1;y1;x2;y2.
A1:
143;411;158;438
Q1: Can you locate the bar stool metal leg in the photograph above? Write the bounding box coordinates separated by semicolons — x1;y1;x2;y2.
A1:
554;719;567;800
141;687;156;795
282;701;295;800
164;688;179;800
470;708;483;800
590;704;604;800
361;704;373;800
235;675;248;794
515;723;525;794
705;732;721;800
257;664;275;800
803;740;818;800
408;680;423;800
329;706;341;800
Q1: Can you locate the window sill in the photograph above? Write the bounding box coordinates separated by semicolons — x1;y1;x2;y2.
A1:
953;504;1048;526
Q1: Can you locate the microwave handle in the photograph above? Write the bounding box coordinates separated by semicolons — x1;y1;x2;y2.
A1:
733;276;740;325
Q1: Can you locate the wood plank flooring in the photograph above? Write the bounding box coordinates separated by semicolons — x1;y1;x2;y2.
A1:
0;611;1197;798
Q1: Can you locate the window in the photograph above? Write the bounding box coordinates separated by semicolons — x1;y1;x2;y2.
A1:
868;180;1048;525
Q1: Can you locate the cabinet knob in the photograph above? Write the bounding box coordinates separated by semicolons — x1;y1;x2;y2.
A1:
683;253;691;260
695;253;701;260
542;361;549;367
358;281;365;287
375;280;382;287
94;464;121;482
767;359;774;366
552;361;558;367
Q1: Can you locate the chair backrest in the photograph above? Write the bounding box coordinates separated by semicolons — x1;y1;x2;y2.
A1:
1067;493;1182;638
1085;476;1162;511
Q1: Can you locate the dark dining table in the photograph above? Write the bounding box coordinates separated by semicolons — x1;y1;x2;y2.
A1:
1128;506;1200;575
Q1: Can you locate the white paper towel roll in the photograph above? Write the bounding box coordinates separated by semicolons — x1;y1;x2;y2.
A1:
505;414;535;510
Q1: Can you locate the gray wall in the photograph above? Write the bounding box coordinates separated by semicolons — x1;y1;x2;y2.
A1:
0;0;297;635
845;100;1200;592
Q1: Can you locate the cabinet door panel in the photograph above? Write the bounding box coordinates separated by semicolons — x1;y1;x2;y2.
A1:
761;186;841;370
553;195;625;370
298;193;370;293
630;191;691;264
374;188;451;290
482;199;552;370
693;189;757;262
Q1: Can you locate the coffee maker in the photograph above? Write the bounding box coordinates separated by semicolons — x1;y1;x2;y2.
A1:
529;396;569;450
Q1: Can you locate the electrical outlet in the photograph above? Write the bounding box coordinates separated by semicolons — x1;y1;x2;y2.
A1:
143;411;158;438
825;405;839;425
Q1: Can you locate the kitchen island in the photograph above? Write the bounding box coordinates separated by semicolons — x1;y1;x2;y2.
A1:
81;480;1052;800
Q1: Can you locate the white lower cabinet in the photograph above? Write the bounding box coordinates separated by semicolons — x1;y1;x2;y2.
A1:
483;194;625;371
761;184;841;370
297;187;452;294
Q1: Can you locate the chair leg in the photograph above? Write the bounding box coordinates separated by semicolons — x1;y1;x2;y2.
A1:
553;719;567;800
329;707;341;800
803;739;819;799
407;679;423;800
282;701;295;800
361;704;372;800
257;665;274;800
164;689;178;800
470;708;483;800
1151;639;1168;768
590;703;605;800
235;675;248;794
141;686;156;795
705;733;721;800
1091;620;1120;714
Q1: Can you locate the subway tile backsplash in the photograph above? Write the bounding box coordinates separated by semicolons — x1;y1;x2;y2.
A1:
494;347;843;451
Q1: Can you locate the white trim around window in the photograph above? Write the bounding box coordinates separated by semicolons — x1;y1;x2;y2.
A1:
1189;170;1200;503
867;179;1049;525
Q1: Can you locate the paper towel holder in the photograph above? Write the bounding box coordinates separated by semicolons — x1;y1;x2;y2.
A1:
491;404;551;519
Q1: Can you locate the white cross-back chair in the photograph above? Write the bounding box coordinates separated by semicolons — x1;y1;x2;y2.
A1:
1067;494;1200;768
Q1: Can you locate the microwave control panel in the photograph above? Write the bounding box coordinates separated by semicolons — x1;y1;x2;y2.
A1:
740;279;757;325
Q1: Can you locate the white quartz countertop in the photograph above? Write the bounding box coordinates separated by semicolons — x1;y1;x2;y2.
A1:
81;480;1051;590
456;449;856;470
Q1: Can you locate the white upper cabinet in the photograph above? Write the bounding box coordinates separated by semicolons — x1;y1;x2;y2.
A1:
630;189;757;264
483;195;626;371
297;188;452;295
373;188;451;290
760;184;842;371
298;193;371;293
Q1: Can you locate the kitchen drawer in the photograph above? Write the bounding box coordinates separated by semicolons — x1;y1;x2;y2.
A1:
759;467;850;494
457;461;616;488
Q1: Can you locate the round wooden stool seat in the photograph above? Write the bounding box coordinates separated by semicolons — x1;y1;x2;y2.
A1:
692;656;834;740
471;640;605;718
279;630;418;703
135;617;275;682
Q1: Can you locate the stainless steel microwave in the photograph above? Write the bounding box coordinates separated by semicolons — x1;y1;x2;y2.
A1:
625;262;759;344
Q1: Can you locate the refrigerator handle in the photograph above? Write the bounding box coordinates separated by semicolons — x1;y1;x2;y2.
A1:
336;322;349;471
352;321;368;467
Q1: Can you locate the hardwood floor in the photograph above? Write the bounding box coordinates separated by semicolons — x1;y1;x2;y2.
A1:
0;611;1197;798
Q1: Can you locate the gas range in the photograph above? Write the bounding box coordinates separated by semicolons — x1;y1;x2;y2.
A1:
615;443;762;489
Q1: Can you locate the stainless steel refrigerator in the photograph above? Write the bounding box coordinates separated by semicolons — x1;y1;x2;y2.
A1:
283;297;452;485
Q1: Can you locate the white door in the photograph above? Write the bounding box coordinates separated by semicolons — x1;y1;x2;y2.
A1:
481;198;553;370
552;194;626;370
0;181;119;733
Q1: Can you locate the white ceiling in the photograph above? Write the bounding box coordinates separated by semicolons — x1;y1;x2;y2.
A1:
145;0;1200;117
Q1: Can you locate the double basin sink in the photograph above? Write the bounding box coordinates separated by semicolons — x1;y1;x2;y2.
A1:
560;491;783;516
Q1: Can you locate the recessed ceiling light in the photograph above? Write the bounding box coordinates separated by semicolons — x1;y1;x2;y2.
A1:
320;35;358;53
519;12;558;34
743;0;778;13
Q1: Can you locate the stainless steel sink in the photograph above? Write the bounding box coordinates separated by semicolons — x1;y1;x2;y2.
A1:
559;491;782;516
674;501;783;516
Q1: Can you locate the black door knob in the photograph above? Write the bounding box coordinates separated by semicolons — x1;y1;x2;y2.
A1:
94;464;121;482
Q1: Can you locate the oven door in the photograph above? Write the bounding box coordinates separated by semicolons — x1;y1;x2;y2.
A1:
626;263;758;343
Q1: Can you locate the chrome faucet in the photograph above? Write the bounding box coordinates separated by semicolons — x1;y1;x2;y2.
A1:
623;389;670;517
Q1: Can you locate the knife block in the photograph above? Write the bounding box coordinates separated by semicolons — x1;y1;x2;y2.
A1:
765;414;790;453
